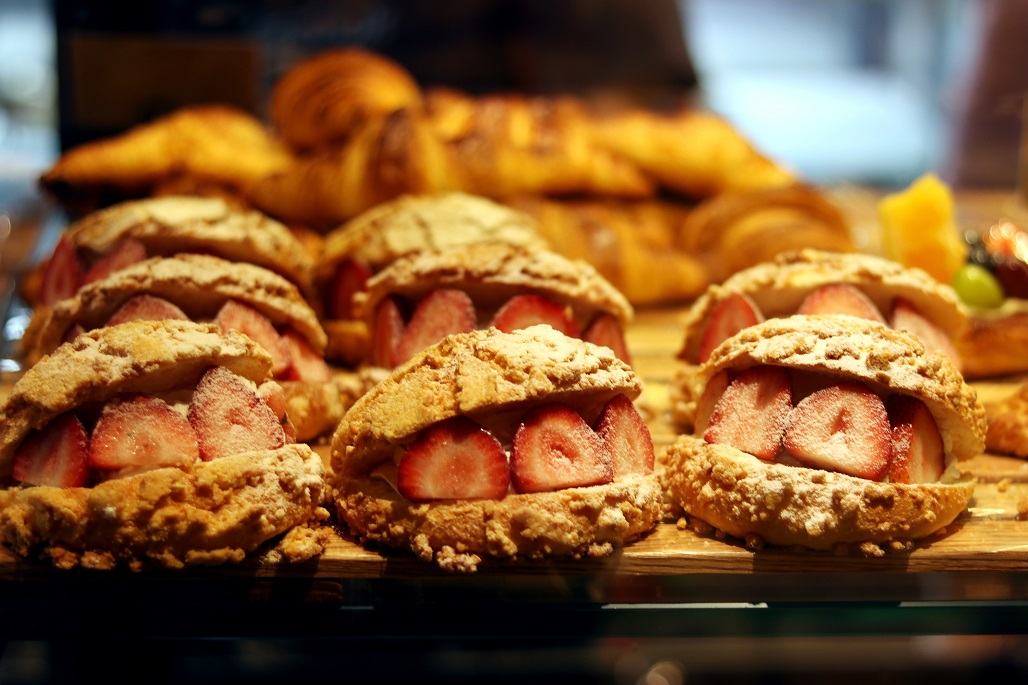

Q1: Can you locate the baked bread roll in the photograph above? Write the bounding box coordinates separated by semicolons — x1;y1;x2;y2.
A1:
671;249;968;427
661;315;986;553
316;192;550;364
332;326;662;571
355;243;635;371
0;320;326;570
957;304;1028;379
22;254;352;442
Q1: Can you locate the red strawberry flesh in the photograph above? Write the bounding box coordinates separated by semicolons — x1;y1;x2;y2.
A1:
83;239;147;285
890;298;962;370
783;382;891;479
595;394;654;478
694;369;733;435
88;395;199;471
329;258;372;320
697;293;763;362
397;417;510;501
12;413;90;488
583;313;631;365
490;294;580;337
511;403;612;493
188;366;286;461
106;294;190;327
215;300;292;376
39;235;85;306
797;284;886;323
704;366;792;459
886;394;945;483
372;297;406;368
280;329;332;383
393;289;476;365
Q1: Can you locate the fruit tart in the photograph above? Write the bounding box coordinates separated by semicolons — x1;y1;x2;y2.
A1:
21;254;355;442
356;242;635;378
315;192;549;365
661;315;986;553
671;248;967;427
0;320;326;570
331;326;662;572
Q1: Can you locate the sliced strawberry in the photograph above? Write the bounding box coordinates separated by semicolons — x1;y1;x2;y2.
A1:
62;323;86;344
188;366;286;461
886;394;945;484
510;403;612;493
393;289;477;365
583;313;631;365
594;394;654;478
783;382;891;480
256;381;297;445
704;366;792;459
215;300;292;376
281;329;332;383
694;369;734;435
697;293;763;363
490;294;580;337
39;235;85;306
88;395;199;471
890;299;962;370
106;294;190;327
797;284;886;323
12;413;90;488
329;258;373;320
82;239;147;285
397;417;510;501
371;297;406;368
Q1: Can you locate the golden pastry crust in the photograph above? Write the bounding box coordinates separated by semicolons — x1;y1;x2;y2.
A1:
958;306;1028;380
0;444;325;571
59;195;317;303
331;327;659;570
24;254;326;364
983;380;1028;459
660;436;975;551
686;316;986;462
356;242;634;334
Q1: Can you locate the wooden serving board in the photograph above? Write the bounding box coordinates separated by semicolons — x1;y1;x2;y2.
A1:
1;306;1027;579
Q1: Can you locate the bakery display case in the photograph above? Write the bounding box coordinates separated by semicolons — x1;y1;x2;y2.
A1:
3;1;1028;683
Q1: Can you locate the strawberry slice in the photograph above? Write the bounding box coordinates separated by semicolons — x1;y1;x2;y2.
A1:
38;235;85;306
704;366;792;459
886;394;945;484
256;381;298;445
490;294;580;337
393;289;477;365
215;300;292;376
280;329;332;383
583;313;632;365
12;413;90;488
188;366;286;461
694;369;734;435
88;395;199;471
106;294;190;327
890;299;962;370
371;297;406;368
797;284;886;323
329;258;373;320
783;382;891;480
83;239;147;285
510;403;612;493
594;394;654;478
697;293;763;363
396;417;510;501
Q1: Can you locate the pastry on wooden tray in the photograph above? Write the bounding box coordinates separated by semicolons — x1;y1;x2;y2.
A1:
355;242;635;375
315;192;550;364
661;315;986;554
23;195;318;309
0;320;327;570
671;249;967;427
331;326;661;572
21;254;355;443
980;381;1028;459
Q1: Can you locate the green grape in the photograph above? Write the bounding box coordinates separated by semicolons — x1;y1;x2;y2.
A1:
952;263;1005;309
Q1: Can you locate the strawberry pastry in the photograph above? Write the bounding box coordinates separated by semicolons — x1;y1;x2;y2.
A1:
661;315;986;553
671;249;967;427
0;321;326;570
355;242;635;375
21;253;356;442
331;326;661;572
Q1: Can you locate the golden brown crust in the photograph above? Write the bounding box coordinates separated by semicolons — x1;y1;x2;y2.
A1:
660;436;975;551
357;243;634;333
0;444;325;570
60;195;317;303
0;320;271;481
958;308;1028;379
983;380;1028;458
23;254;327;365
